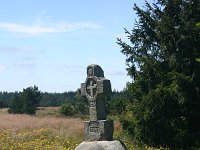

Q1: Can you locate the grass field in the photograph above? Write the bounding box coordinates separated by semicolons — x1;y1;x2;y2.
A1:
0;108;83;150
0;107;168;150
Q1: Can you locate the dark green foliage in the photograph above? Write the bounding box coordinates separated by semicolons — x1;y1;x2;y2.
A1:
59;103;74;116
39;91;76;107
73;89;88;115
22;86;41;114
107;90;129;115
8;86;41;114
56;89;89;116
8;93;23;114
0;91;73;108
117;0;200;148
0;92;16;108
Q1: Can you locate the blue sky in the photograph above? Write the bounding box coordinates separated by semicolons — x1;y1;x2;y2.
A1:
0;0;150;92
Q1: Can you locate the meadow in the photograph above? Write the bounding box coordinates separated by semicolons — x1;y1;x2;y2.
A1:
0;107;167;150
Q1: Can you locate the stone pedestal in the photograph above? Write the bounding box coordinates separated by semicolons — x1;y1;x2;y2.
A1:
74;140;127;150
84;120;114;141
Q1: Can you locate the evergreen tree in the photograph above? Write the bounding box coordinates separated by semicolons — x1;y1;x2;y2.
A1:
117;0;200;148
8;93;23;114
22;86;41;114
107;90;128;115
8;86;41;114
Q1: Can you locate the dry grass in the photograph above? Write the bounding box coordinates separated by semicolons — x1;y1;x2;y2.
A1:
0;108;8;114
36;107;60;116
0;113;84;138
0;108;119;134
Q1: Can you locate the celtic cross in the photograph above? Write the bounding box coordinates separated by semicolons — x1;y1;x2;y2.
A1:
87;80;97;97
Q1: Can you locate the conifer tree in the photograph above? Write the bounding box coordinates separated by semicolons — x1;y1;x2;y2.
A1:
8;86;41;114
117;0;200;148
22;86;41;114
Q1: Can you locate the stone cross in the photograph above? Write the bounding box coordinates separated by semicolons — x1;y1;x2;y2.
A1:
80;64;114;141
81;64;111;121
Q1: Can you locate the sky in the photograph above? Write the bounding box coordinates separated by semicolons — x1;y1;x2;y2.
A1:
0;0;151;92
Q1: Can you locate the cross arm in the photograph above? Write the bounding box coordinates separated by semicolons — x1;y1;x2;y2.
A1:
80;83;86;96
97;79;112;96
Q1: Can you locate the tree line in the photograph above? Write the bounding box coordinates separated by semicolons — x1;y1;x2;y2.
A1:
0;88;81;108
0;86;128;115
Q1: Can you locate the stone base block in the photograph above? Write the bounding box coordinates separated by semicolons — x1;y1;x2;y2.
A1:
74;140;127;150
84;120;114;141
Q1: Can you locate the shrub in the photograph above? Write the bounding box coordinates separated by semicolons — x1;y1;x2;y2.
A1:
59;103;74;116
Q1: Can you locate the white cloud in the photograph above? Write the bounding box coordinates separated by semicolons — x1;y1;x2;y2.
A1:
108;70;126;76
0;47;31;53
56;65;84;74
0;21;102;35
11;63;37;69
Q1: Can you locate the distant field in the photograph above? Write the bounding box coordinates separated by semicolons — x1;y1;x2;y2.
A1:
0;107;61;116
0;107;83;135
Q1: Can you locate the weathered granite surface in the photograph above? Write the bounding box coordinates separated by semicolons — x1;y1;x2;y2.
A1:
74;140;127;150
80;64;113;141
81;64;111;121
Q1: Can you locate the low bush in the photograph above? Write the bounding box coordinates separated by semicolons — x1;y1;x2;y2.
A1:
59;103;74;116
